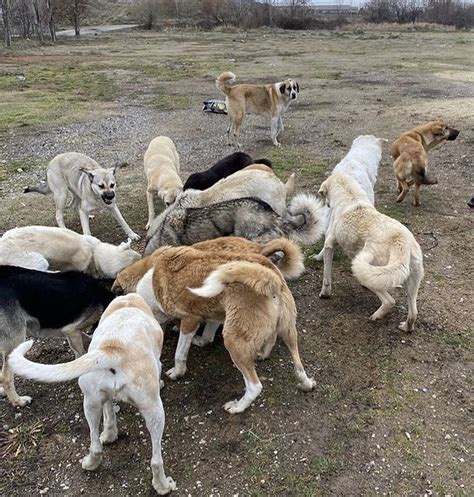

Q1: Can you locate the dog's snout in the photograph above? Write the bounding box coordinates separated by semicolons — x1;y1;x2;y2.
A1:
102;191;115;204
291;93;297;99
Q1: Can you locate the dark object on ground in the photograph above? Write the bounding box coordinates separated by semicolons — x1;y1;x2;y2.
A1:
202;99;227;114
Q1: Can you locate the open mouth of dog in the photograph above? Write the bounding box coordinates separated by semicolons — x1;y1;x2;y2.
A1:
102;197;114;205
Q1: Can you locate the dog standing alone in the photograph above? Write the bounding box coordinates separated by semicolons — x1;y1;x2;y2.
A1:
216;71;299;147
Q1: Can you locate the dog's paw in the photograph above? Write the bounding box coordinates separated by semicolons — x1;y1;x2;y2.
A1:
309;253;323;261
298;378;316;392
273;141;281;148
223;399;248;414
192;336;211;347
160;379;165;389
413;201;421;208
319;291;331;299
166;366;185;380
0;386;5;397
100;429;118;444
12;395;32;407
145;222;151;230
128;232;141;241
153;476;177;495
81;453;102;471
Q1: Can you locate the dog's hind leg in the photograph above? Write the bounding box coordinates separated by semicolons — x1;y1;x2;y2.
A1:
257;334;277;361
166;322;199;380
2;350;32;407
100;400;118;444
413;183;422;207
81;395;104;471
369;290;395;321
226;121;233;146
223;337;263;414
140;399;176;494
399;263;423;332
279;324;316;392
396;180;410;203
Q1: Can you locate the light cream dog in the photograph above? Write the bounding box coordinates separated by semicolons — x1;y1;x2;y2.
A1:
318;173;424;332
144;136;183;229
216;71;299;147
8;294;176;495
151;246;315;413
0;226;140;278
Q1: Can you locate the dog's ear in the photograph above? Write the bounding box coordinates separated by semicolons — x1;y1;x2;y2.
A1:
119;238;132;250
112;161;128;176
432;124;445;136
295;82;300;93
279;83;286;94
79;167;95;183
318;180;329;200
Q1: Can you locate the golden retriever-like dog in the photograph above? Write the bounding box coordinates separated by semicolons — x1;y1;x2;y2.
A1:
216;71;299;147
391;120;459;206
150;246;315;413
144;136;182;229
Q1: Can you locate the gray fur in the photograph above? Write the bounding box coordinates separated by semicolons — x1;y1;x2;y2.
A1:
144;194;325;256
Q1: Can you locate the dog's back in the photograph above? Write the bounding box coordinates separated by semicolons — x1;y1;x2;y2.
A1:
0;266;114;329
145;136;179;173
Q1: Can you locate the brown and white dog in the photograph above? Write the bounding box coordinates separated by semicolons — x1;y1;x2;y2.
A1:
149;246;315;413
216;71;299;147
9;294;176;495
391;120;459;206
144;136;182;229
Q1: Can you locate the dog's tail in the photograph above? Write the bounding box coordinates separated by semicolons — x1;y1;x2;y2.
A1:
282;193;326;246
216;71;236;96
189;261;281;299
8;340;119;383
23;182;50;195
260;238;304;279
352;240;411;291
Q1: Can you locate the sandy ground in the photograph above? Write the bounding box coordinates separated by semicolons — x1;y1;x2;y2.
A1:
0;29;472;496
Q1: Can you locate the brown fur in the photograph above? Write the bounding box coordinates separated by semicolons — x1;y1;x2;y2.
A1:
152;246;315;412
391;120;459;206
112;236;304;295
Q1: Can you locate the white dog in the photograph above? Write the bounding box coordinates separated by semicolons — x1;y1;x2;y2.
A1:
0;226;140;278
312;135;384;261
144;136;183;229
318;173;424;332
24;152;140;241
8;294;176;495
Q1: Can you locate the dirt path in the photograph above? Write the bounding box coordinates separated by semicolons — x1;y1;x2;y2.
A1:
0;29;472;497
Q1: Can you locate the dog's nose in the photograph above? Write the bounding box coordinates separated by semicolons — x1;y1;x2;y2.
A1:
291;93;297;99
449;129;460;140
103;191;115;200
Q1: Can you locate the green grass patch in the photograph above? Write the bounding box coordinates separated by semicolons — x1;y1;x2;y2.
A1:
443;333;471;350
151;94;193;110
0;160;44;182
311;456;340;477
140;59;227;81
0;65;115;130
265;147;328;181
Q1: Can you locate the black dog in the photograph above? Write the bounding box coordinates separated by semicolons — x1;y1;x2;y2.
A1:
0;266;114;406
183;152;272;191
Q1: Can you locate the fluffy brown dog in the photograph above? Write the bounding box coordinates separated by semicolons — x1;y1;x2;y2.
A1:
151;245;315;413
216;71;299;147
391;120;459;206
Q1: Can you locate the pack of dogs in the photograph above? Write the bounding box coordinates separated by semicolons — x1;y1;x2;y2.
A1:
0;70;461;494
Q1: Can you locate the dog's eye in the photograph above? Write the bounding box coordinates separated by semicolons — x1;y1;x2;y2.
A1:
99;183;105;189
110;183;115;188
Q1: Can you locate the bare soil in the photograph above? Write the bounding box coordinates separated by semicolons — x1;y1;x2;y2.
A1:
0;29;472;497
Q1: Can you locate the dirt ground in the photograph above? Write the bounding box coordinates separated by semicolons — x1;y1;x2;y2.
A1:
0;29;472;496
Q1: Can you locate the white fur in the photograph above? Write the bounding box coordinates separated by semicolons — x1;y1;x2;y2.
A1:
285;192;327;246
189;270;226;298
135;269;170;323
8;294;176;495
0;244;49;271
0;226;140;278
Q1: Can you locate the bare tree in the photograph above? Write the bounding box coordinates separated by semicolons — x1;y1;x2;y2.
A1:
57;0;89;36
46;0;57;41
1;0;12;47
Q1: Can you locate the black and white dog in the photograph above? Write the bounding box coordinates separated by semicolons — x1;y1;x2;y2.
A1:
183;152;272;191
0;266;114;407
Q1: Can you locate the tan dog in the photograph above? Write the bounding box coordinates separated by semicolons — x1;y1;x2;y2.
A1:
152;246;315;413
391;120;459;206
144;136;183;229
113;236;305;355
216;71;299;147
8;294;176;495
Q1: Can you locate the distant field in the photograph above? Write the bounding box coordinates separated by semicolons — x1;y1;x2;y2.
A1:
0;28;472;497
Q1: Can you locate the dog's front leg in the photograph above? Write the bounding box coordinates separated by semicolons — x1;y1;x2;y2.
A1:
79;208;92;236
319;241;335;298
271;116;281;147
192;321;220;347
145;190;156;230
109;204;140;241
166;325;198;380
141;399;176;495
278;116;284;133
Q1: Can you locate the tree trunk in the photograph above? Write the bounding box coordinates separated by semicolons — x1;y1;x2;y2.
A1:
74;14;80;36
33;0;44;42
46;0;56;42
2;0;12;47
